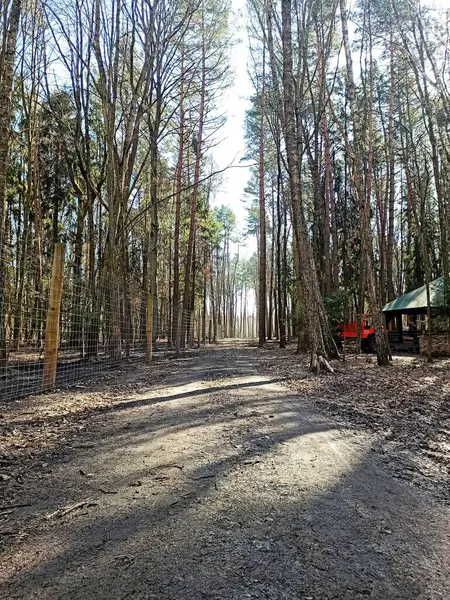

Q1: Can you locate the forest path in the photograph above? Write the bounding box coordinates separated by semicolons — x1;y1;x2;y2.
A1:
2;342;450;600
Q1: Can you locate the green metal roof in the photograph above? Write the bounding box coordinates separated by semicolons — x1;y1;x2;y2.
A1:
383;277;445;313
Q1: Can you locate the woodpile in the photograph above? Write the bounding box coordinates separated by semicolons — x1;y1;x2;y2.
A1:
419;334;450;357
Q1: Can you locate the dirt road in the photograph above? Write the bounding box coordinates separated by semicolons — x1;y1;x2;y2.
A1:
2;342;450;599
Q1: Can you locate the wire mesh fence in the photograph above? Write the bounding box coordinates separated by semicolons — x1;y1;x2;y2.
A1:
0;243;211;403
0;239;260;403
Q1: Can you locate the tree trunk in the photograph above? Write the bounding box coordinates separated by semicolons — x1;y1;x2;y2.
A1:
0;0;22;374
182;22;206;348
258;47;267;347
172;51;184;354
281;0;335;372
386;31;396;301
340;0;390;366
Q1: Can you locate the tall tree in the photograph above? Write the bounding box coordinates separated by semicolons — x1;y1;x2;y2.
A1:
0;0;22;373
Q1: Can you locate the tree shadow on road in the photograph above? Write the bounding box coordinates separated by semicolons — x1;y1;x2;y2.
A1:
3;382;449;600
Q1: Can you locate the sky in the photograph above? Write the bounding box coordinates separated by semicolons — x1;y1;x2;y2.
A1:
211;0;450;260
211;0;255;258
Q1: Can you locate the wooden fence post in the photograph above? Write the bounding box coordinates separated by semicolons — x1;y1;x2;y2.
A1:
146;294;154;362
175;306;182;356
42;243;65;390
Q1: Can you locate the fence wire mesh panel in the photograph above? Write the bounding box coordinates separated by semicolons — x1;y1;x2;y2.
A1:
0;242;217;402
0;222;259;403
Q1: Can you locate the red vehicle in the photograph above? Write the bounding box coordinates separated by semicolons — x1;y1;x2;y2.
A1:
337;315;377;353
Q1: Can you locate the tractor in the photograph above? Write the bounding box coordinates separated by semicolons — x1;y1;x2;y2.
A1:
337;315;377;353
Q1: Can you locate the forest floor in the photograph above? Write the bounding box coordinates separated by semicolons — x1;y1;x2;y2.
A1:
1;340;449;599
